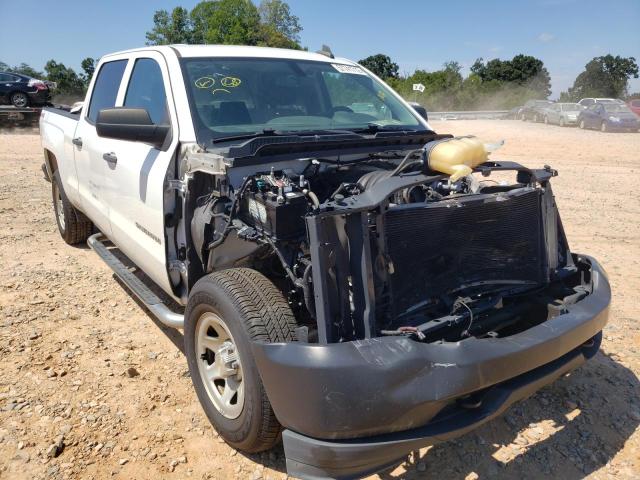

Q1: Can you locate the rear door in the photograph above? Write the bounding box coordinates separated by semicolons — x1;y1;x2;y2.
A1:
74;58;128;235
101;52;178;294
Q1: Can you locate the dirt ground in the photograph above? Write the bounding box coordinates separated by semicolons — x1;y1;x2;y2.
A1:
1;120;639;480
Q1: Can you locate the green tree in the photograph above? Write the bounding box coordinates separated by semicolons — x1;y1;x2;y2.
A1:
258;0;302;42
44;60;84;96
561;55;639;101
13;63;44;78
80;58;96;85
471;54;551;98
146;6;192;45
0;61;44;78
195;0;261;45
358;54;399;79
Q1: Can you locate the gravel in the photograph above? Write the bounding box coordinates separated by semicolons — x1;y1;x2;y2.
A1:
1;123;639;479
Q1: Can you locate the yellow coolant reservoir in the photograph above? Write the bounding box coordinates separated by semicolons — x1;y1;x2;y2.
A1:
427;136;488;181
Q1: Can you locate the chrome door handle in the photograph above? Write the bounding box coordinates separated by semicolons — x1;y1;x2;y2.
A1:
102;152;118;164
72;137;83;147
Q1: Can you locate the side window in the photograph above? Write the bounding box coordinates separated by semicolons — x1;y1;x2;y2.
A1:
124;58;168;124
0;73;9;81
87;60;127;123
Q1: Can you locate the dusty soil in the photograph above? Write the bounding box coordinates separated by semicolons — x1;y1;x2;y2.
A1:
0;120;639;480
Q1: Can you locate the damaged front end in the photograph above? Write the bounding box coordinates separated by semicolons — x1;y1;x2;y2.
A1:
182;133;609;479
247;156;610;479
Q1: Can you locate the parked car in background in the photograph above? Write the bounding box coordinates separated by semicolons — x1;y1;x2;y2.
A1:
506;105;523;119
520;99;554;122
628;99;640;116
0;71;52;107
578;102;640;132
542;103;582;127
577;98;624;108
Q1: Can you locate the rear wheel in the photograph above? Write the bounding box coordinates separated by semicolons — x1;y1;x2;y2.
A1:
559;118;565;127
10;92;29;108
544;116;548;124
184;268;297;453
601;122;609;133
579;119;586;129
52;171;93;245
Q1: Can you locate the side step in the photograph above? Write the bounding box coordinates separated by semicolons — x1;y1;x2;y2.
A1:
87;233;184;329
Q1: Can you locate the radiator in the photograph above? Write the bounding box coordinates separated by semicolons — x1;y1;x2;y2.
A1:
383;188;546;318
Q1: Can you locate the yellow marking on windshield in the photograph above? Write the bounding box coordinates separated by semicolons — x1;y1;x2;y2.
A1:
220;76;242;88
194;76;216;88
212;88;231;95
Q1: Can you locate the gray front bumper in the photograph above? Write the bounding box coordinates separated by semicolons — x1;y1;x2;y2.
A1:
251;255;610;478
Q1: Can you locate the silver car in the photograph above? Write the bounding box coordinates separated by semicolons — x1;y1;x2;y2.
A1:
543;103;583;127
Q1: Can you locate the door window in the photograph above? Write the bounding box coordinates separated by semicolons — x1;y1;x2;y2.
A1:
87;60;127;123
124;58;168;124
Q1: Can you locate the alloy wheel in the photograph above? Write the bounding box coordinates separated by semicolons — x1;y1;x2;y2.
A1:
11;93;28;108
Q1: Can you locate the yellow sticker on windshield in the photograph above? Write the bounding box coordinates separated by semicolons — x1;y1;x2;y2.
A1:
377;90;386;101
220;76;242;88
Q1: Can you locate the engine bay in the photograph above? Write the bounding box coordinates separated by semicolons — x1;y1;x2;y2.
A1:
186;142;585;346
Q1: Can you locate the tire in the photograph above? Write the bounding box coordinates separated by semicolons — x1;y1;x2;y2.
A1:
184;268;297;453
544;116;548;125
10;92;29;108
52;171;93;245
559;118;565;127
601;122;608;133
579;119;586;129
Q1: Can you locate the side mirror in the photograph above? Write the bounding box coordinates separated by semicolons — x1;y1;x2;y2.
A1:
96;107;170;147
409;103;429;121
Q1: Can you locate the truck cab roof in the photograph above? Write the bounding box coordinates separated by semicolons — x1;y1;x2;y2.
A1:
101;44;355;66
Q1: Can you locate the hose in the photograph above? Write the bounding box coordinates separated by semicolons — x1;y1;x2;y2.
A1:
390;148;424;176
305;189;320;209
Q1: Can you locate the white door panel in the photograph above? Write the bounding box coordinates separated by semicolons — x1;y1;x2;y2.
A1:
102;52;178;296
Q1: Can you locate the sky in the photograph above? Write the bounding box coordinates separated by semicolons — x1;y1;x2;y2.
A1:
0;0;638;98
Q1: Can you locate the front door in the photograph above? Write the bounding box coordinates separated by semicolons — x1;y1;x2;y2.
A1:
101;52;179;294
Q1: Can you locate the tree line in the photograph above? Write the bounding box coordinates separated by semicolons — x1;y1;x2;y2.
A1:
2;0;638;108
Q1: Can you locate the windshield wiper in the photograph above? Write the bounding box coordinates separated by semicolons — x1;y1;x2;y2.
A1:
350;124;434;134
212;128;364;144
212;129;282;144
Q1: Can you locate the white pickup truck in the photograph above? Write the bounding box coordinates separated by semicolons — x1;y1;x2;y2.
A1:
40;45;610;479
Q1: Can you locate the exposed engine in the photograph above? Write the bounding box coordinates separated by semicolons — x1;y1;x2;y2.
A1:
189;138;586;346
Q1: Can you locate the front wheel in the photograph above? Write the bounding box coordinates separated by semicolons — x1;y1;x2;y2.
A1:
184;268;297;453
601;122;609;133
544;116;548;124
559;118;565;127
579;119;586;129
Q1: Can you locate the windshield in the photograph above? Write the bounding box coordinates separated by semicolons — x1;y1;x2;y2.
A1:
561;103;581;111
181;57;423;143
603;104;632;113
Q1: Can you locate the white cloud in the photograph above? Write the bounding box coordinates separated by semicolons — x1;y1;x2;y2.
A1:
538;32;555;43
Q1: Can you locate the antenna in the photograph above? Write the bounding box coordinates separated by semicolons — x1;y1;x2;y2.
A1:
316;45;335;59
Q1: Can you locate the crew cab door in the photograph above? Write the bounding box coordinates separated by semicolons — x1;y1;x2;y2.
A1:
100;52;178;294
74;59;128;235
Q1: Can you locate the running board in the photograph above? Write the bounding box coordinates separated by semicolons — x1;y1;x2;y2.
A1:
87;233;184;329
